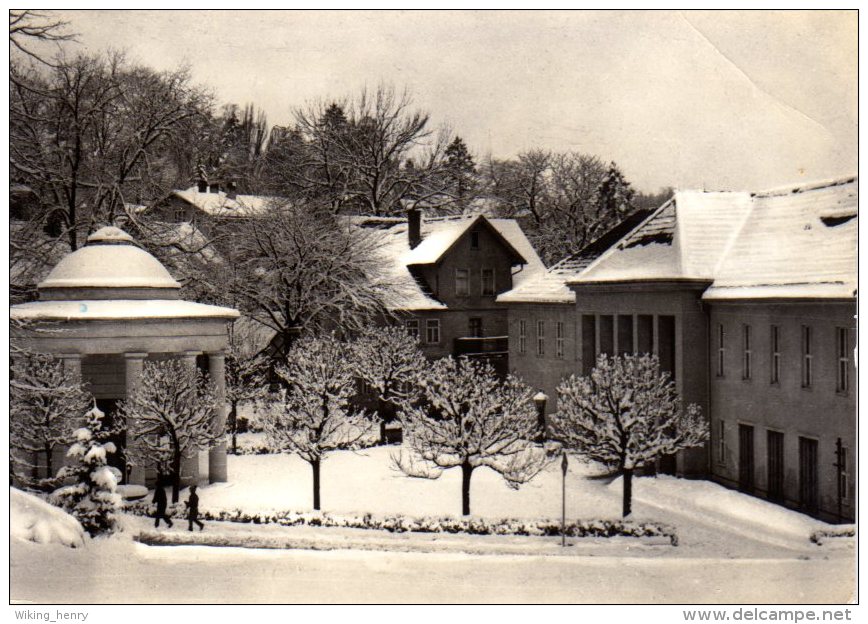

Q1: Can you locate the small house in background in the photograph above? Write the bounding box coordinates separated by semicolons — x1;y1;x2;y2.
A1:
365;209;546;377
11;227;240;488
501;176;856;522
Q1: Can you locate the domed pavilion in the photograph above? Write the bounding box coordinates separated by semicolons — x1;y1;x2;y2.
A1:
11;226;240;487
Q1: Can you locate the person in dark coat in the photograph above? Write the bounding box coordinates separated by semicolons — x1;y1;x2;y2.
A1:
152;476;173;528
186;485;204;531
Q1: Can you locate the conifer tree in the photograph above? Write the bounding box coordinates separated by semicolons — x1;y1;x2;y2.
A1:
53;404;122;537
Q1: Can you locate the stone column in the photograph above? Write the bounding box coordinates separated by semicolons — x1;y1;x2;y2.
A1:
207;351;229;483
124;353;148;486
179;352;201;486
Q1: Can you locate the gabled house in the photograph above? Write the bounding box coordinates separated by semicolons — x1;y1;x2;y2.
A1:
150;181;282;232
368;209;546;374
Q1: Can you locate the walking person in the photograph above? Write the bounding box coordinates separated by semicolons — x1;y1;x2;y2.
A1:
186;484;204;531
152;476;173;528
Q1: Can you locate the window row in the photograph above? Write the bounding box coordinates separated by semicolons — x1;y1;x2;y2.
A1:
454;268;496;297
405;319;441;344
716;323;851;393
518;319;565;359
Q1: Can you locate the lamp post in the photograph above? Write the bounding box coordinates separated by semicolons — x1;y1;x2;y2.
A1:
533;391;548;442
561;451;568;547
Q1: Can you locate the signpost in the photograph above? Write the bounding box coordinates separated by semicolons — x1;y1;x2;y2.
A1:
561;451;568;547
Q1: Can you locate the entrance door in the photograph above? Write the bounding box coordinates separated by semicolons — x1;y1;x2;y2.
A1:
799;437;819;513
738;424;755;492
767;430;785;502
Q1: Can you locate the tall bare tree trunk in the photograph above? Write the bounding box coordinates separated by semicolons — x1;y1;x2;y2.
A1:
311;458;321;511
461;460;474;516
622;468;633;518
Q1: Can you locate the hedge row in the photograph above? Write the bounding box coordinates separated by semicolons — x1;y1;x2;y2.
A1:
126;502;677;545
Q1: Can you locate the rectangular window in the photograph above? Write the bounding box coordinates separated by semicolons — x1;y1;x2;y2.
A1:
536;320;545;356
599;315;614;356
801;325;812;388
405;319;419;339
481;269;495;295
770;325;780;384
469;317;483;338
837;327;850;393
767;430;785;502
455;269;470;297
556;321;565;359
426;319;440;344
717;323;725;377
717;420;726;465
470;230;480;249
798;436;818;512
519;320;527;354
742;324;752;380
581;315;596;375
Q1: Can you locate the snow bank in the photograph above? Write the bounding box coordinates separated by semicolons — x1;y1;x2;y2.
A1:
10;487;85;548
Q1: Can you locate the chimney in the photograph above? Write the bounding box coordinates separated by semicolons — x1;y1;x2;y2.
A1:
407;208;422;249
227;182;237;199
197;179;207;193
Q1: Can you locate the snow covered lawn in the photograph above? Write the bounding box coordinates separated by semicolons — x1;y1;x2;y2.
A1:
182;447;844;558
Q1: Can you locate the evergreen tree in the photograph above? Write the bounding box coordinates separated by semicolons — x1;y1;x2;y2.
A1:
53;404;122;537
444;136;477;208
595;161;635;219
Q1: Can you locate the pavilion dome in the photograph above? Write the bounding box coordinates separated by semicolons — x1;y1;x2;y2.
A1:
37;227;181;297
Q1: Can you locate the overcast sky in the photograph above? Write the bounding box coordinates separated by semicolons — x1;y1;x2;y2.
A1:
53;9;856;193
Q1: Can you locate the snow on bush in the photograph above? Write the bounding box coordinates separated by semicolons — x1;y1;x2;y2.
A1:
11;487;85;548
810;526;855;545
52;405;122;537
125;502;677;545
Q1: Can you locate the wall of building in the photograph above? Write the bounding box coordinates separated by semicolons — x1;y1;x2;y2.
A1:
506;303;578;418
568;283;712;476
708;301;856;522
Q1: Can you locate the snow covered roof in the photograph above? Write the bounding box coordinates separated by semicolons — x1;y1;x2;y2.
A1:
11;299;240;322
38;228;181;291
572;190;754;284
703;177;857;300
563;176;857;301
368;215;546;311
497;209;654;304
171;187;284;218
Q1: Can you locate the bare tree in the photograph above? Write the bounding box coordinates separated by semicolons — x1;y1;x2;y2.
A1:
293;84;449;215
10;352;92;490
224;325;268;454
551;354;708;517
228;201;399;363
119;359;222;503
9;10;74;67
260;335;379;510
395;356;550;516
10;51;211;251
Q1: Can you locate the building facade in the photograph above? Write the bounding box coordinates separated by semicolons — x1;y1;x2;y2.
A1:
499;177;856;520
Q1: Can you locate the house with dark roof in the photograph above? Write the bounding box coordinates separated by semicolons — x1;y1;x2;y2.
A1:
499;176;856;521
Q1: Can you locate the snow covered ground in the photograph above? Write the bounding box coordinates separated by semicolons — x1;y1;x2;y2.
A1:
10;447;856;603
10;487;85;548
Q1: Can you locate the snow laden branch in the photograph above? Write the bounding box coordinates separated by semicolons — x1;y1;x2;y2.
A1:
118;359;222;503
351;325;427;439
10;352;92;491
260;335;379;510
395;356;552;515
52;404;122;537
551;354;708;517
